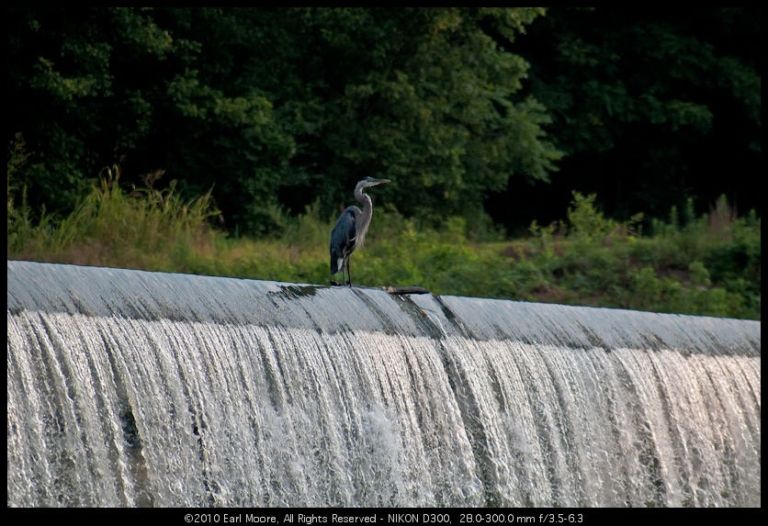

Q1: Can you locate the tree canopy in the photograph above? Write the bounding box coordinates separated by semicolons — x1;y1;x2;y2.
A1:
6;7;761;235
494;7;761;230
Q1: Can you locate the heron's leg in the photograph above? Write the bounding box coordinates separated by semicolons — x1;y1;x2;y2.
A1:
346;257;351;287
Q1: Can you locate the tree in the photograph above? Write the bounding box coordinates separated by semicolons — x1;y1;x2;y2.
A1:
7;7;294;233
276;8;561;224
7;7;561;234
490;7;761;231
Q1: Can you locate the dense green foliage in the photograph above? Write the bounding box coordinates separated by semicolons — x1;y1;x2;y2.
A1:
7;7;561;234
9;7;759;234
8;172;760;320
496;7;761;228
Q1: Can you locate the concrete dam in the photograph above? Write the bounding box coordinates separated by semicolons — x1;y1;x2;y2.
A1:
6;260;761;507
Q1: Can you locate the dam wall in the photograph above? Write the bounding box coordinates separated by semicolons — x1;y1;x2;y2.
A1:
7;260;761;507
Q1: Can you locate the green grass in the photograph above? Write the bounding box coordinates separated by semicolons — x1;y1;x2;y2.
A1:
7;169;761;320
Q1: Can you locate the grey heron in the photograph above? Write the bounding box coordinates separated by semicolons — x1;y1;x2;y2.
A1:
330;176;391;286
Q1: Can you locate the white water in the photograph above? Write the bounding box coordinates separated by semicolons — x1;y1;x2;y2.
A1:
7;261;760;507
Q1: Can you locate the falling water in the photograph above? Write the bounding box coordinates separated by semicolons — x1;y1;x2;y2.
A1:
7;260;760;507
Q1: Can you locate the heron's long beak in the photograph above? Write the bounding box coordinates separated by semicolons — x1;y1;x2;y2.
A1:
372;178;391;186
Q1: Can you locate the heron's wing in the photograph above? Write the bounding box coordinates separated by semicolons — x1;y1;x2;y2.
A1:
330;208;358;274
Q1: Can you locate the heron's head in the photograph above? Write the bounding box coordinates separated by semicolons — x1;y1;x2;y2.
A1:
356;177;391;191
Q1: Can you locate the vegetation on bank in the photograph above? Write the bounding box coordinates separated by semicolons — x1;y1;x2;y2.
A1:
8;168;760;320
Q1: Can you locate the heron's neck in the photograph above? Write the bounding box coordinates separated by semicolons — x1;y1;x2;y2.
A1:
354;186;373;214
354;186;373;246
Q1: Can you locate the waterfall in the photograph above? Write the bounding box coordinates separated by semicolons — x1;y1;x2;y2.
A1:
7;260;760;507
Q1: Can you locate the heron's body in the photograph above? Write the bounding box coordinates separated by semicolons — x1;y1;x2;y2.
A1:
330;177;389;286
330;205;360;275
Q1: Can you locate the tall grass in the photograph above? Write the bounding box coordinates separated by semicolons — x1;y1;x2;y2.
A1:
8;165;222;272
